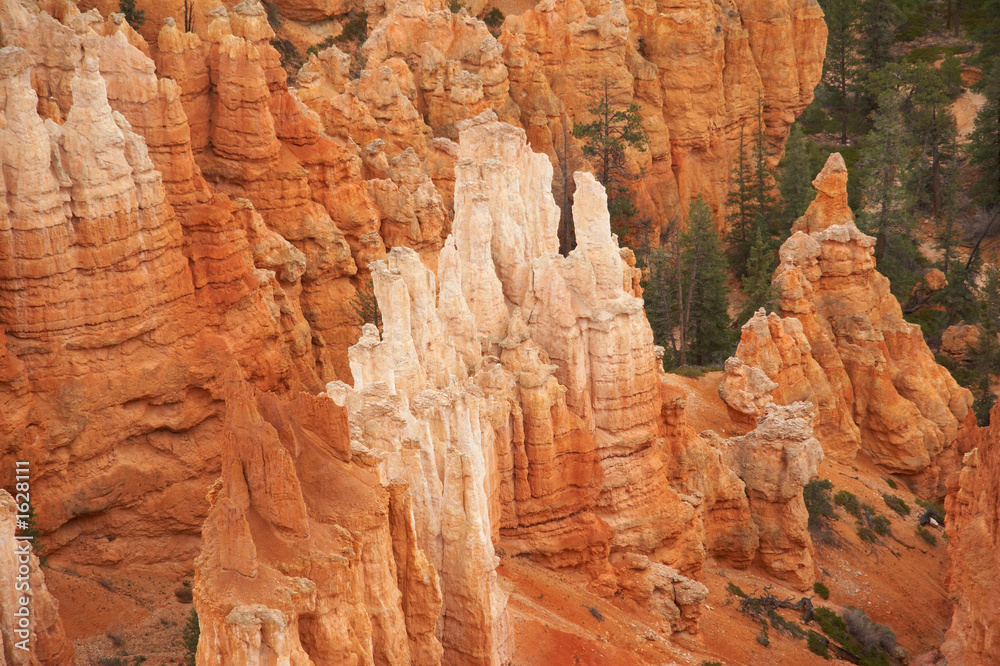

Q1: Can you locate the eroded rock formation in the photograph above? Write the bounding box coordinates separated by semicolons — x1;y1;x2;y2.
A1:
722;153;975;497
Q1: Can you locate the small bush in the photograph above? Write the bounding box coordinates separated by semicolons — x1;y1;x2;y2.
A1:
808;630;830;658
726;581;747;598
884;477;897;490
916;526;937;546
834;490;862;519
701;662;722;666
756;623;770;647
882;494;910;517
182;609;199;666
857;526;876;543
915;498;946;519
805;479;836;521
449;0;462;12
335;10;368;45
482;7;504;36
813;581;830;600
306;36;336;58
119;0;145;29
870;515;891;537
843;607;896;655
770;612;806;639
175;586;194;603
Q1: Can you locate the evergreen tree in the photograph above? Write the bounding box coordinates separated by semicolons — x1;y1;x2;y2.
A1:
856;79;924;298
907;64;959;219
351;278;382;330
573;79;649;238
858;0;896;104
726;125;755;271
968;58;1000;207
778;124;815;227
818;0;860;144
726;96;779;275
119;0;146;29
971;265;1000;424
682;197;734;365
737;228;777;325
642;239;680;369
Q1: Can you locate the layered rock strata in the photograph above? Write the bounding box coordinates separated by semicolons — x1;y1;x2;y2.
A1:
293;0;827;239
722;153;974;497
0;16;321;570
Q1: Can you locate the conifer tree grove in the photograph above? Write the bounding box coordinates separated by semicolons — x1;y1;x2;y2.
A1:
969;58;1000;207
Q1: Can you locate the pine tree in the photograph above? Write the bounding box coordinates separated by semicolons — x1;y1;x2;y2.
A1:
908;64;959;219
858;0;896;103
573;79;649;238
726;125;755;270
737;228;777;325
682;197;734;365
351;278;382;329
119;0;146;29
642;239;680;369
968;58;1000;207
818;0;860;144
726;96;779;275
856;79;923;299
778;124;816;226
971;265;1000;424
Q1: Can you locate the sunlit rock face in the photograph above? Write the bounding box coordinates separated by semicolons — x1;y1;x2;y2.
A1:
723;153;974;498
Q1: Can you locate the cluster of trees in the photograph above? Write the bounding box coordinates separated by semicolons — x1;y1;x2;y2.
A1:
571;4;1000;419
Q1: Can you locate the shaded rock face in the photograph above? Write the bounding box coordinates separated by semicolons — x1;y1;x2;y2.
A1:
724;153;973;498
0;490;73;666
943;402;1000;666
193;380;437;666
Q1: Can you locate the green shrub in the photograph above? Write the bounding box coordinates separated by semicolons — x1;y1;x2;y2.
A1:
482;7;504;36
870;515;891;537
882;494;910;516
726;582;747;598
182;609;199;666
834;490;862;518
813;581;830;600
756;623;770;647
915;498;946;519
916;526;937;546
805;479;837;528
857;526;876;543
701;662;722;666
884;477;897;490
808;630;830;658
119;0;145;29
334;10;368;45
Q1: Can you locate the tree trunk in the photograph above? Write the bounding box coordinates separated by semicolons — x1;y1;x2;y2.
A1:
932;140;940;219
947;0;952;30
